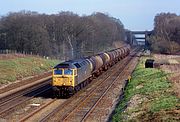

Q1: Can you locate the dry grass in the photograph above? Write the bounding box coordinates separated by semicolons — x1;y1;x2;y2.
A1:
0;55;59;85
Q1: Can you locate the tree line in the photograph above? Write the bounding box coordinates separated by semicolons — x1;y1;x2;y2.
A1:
149;13;180;54
0;11;126;59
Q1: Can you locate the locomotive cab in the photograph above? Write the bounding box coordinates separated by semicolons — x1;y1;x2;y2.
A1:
52;68;77;86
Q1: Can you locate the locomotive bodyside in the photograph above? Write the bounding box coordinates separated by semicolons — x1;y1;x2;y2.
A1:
74;59;93;86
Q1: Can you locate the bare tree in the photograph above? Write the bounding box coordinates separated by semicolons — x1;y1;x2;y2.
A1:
149;13;180;54
0;11;127;58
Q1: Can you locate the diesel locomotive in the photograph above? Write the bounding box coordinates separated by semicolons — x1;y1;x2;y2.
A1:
52;45;130;97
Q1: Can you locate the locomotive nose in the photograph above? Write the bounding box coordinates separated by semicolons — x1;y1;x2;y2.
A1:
53;77;73;86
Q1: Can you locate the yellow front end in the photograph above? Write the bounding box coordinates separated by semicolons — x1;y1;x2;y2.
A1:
52;68;77;87
53;77;73;86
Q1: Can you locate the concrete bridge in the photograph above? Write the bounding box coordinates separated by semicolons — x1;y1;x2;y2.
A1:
125;30;153;46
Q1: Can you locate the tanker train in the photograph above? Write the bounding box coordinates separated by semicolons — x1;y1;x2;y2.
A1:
52;45;130;97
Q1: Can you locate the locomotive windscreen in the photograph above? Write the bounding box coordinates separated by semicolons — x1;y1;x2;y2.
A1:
64;69;73;75
54;69;63;75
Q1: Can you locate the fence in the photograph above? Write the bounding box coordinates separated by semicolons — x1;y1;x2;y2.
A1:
0;49;98;60
0;49;55;60
0;50;32;55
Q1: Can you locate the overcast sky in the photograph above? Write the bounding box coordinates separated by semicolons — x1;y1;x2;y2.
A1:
0;0;179;31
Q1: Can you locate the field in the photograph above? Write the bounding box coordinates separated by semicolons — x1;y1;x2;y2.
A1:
153;54;180;97
113;56;180;121
0;54;59;86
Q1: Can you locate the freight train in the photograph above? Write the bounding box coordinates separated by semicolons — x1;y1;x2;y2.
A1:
52;45;130;97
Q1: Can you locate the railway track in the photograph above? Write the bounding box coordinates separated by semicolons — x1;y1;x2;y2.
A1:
86;51;141;122
19;99;57;121
27;48;140;122
0;78;50;107
0;78;52;121
0;72;51;94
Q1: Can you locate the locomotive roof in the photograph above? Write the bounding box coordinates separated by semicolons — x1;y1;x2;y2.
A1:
54;58;88;69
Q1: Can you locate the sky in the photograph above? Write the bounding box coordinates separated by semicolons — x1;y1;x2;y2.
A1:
0;0;180;31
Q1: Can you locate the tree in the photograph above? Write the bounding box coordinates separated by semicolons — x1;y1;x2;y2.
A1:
149;13;180;54
0;10;127;58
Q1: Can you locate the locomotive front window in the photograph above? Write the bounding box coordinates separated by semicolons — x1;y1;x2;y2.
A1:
64;69;73;75
54;69;63;75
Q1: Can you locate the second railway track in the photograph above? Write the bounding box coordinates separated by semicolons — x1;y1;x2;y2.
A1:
0;78;53;121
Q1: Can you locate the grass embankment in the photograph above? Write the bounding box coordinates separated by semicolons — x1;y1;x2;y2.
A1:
0;56;59;85
113;57;179;121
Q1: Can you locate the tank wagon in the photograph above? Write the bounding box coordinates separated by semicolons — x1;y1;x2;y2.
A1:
52;45;130;97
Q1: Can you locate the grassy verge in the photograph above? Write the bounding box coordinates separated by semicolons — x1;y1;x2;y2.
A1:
113;57;179;121
0;56;59;85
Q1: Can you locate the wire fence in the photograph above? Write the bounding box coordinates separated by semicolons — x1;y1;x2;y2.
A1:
0;49;32;55
0;49;55;60
0;49;98;60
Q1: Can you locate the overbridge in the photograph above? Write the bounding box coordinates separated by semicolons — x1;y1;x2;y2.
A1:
126;30;152;46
